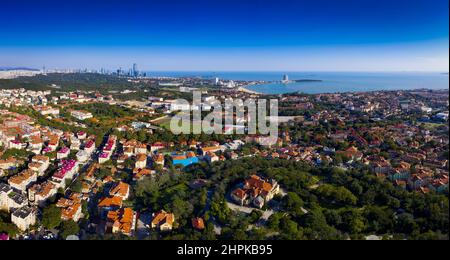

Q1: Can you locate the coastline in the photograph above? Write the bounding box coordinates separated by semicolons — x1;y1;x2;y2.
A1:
238;86;262;95
235;72;449;95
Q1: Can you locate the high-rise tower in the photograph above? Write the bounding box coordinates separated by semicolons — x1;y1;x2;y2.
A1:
132;63;138;77
282;74;289;83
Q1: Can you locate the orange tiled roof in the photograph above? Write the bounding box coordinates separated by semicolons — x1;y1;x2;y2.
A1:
98;196;123;208
136;143;147;148
136;154;147;162
123;139;138;147
186;151;196;158
28;161;43;169
232;188;247;199
107;208;135;234
133;168;153;179
245;175;273;192
151;210;174;227
32;155;50;162
201;146;220;152
153;154;164;163
85;163;99;178
0;157;17;165
29;181;55;197
56;197;81;208
124;147;134;154
103;176;114;184
192;217;205;230
30;136;43;144
109;182;129;198
172;155;187;161
9;169;35;185
61;202;81;220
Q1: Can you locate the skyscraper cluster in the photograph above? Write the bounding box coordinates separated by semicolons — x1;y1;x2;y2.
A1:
115;64;145;78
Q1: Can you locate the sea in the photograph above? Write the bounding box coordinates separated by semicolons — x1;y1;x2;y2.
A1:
144;71;449;94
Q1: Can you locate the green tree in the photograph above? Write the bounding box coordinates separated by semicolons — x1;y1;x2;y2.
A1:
363;206;394;233
248;210;263;224
339;208;365;234
282;192;305;216
0;211;20;237
210;198;231;224
59;221;80;239
71;180;83;193
41;205;62;229
267;213;283;230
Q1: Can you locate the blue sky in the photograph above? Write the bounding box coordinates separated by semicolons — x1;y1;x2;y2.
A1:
0;0;448;71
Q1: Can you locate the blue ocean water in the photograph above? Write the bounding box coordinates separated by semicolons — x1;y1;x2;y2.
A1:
145;71;449;94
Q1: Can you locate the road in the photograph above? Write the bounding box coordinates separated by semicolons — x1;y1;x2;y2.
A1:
136;212;152;239
226;202;255;214
64;158;94;193
203;189;222;235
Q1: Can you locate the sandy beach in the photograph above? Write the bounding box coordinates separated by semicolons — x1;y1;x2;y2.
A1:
238;86;262;95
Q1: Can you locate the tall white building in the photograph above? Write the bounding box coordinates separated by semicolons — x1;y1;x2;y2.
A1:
11;206;36;231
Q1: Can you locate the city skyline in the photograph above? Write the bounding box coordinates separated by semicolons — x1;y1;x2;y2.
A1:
0;0;449;72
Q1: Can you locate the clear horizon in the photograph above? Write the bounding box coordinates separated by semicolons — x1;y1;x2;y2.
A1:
1;0;448;72
1;68;448;73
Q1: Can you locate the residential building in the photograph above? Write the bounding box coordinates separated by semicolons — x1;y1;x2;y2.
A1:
70;110;93;120
30;155;50;176
77;131;87;140
83;139;95;155
109;182;130;200
192;217;205;230
151;210;175;231
231;175;280;208
76;150;89;163
8;169;37;191
51;159;78;188
204;152;219;163
132;168;154;181
0;183;28;212
70;137;81;150
200;146;223;155
9;140;24;149
57;147;70;160
57;197;82;222
134;142;147;155
150;142;165;152
135;154;147;169
98;196;123;213
11;206;36;231
106;208;136;236
28;181;57;206
0;157;19;171
152;154;165;166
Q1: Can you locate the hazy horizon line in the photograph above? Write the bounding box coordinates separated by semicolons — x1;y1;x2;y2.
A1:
1;67;448;74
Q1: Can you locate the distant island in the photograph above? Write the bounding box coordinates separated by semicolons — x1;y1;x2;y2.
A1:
279;74;323;84
292;79;323;83
279;79;323;84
